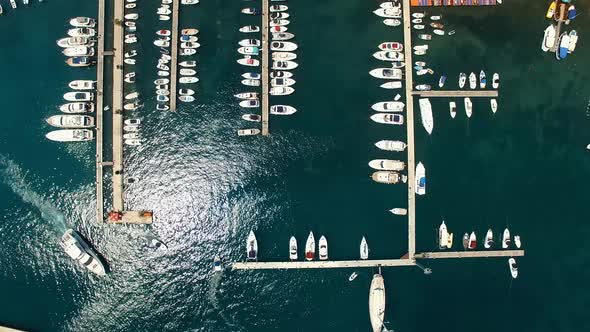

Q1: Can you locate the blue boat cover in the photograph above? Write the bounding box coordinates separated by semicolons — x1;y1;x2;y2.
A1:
568;8;577;20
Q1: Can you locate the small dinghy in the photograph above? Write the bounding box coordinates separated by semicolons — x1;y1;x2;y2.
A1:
369;159;405;171
374;140;406;152
242;114;261;122
449;101;456;119
508;258;518;279
502;228;511;249
240;100;260;108
349;272;358;281
235;92;259;100
370;113;404;125
239;25;260;33
464;97;472;118
468;232;477;250
60;102;94;114
270;87;295;96
360;237;369;260
318;236;328;261
270;105;297;115
238;129;261;136
69;80;94;90
459;73;467;89
289;236;298;260
492;73;500;89
415;162;426;195
237;57;260;67
389;208;407;215
305;232;315;261
371;171;406;184
179;95;195;103
179;77;199;84
484;229;494;249
490;99;498;114
469;72;477;89
433;29;444;36
246;230;258;261
372;101;404;112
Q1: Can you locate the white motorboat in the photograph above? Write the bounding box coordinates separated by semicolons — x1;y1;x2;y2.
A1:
449;101;457;118
125;50;137;58
380;81;402;89
179;95;195;103
318;236;328;261
270;71;293;79
415;162;426;195
490;99;498;114
469;72;476;89
412;18;423;24
238;46;259;55
125;139;141;146
568;30;578;53
378;42;403;51
272;32;295;41
433;29;445;36
514;235;522;249
305;232;315;261
46;115;94;128
413;45;428;51
246;230;258;261
541;24;556;52
64;92;93;102
239;39;260;47
413;24;425;30
269;87;294;96
349;272;358;281
157;8;171;15
270;12;290;19
70;17;96;28
270;105;297;115
462;233;469;250
123;133;139;140
124;58;136;64
369;274;386;332
270;4;288;12
242;79;260;87
272;52;297;61
57;36;91;48
235;92;259;100
508;258;518;279
124;119;140;126
180;49;197;56
369;68;402;79
270;19;290;27
239;25;260;33
60;102;94;114
502;228;511;249
238;129;261;136
62;46;94;57
439;221;449;249
380;1;401;9
415;84;430;91
419;98;433;135
371;101;404;112
156;63;169;71
374;140;406;152
270;41;298;51
154;78;170;85
159;15;170;21
180;60;197;67
272;60;298;70
373;51;404;62
238;57;260;67
414;49;426;55
180;35;198;43
156;95;169;102
179;76;199;83
459;73;467;88
181;0;199;5
181;42;200;49
156;29;171;36
179;69;196;76
242;114;261;122
181;28;199;35
374;7;401;18
492;73;499;89
68;80;94;90
124;102;139;111
371;171;406;184
153;39;170;47
484;229;494;249
124;13;138;20
9;0;16;9
156;89;170;96
125;92;139;100
46;129;93;142
60;229;106;276
464;97;472;118
360;237;369;260
389;208;407;215
370;113;404;125
289;236;297;260
271;77;295;87
213;256;222;272
156;104;170;111
240;100;259;108
479;70;487;89
468;232;477;250
125;3;136;9
383;19;401;27
368;159;405;171
431;15;442;20
179;89;195;96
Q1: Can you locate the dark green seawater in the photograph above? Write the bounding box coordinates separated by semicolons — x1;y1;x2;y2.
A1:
1;0;590;331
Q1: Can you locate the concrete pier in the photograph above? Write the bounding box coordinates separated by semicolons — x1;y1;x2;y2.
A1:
414;90;498;97
415;250;525;259
232;259;415;270
402;0;416;258
169;0;179;111
261;0;270;135
95;0;105;223
112;0;124;211
550;3;566;52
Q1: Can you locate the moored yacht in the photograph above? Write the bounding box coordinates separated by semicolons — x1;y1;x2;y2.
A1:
484;229;494;249
305;231;315;261
415;162;425;195
46;129;94;142
374;140;406;152
464;97;472;118
46;115;94;128
368;159;405;171
289;236;297;260
419;98;433;135
371;171;406;184
246;230;258;261
369;274;386;332
69;80;95;90
60;229;106;276
360;237;369;260
502;228;511;249
318;236;328;260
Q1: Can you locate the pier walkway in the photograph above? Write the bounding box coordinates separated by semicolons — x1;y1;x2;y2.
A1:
413;90;498;97
112;0;124;211
551;3;566;52
415;250;525;259
261;0;270;135
402;0;416;258
233;259;415;270
95;0;105;223
169;0;179;111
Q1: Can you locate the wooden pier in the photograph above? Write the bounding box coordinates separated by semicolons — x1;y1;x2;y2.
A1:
261;0;270;135
232;259;415;270
169;0;180;111
550;3;566;52
413;90;498;97
415;250;524;259
402;0;417;259
112;0;125;211
95;0;105;223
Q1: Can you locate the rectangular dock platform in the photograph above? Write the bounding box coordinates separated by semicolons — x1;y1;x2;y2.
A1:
232;259;415;270
411;0;499;6
169;0;180;111
415;250;525;259
107;210;154;224
261;0;270;135
95;0;106;223
413;90;498;97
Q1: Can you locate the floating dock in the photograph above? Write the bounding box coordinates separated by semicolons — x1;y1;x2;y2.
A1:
550;3;567;52
411;0;499;6
112;0;124;211
95;0;106;223
402;0;417;258
107;210;153;224
414;90;498;97
169;0;180;111
261;0;270;135
415;250;525;259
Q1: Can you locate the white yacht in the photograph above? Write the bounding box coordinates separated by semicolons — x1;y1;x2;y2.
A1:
64;92;93;102
502;228;511;249
270;41;298;51
289;236;297;260
360;237;369;260
415;162;426;195
369;274;386;332
418;98;433;135
60;102;94;114
60;229;106;276
370;113;404;125
305;232;315;261
270;105;297;115
246;230;258;261
369;68;402;79
318;236;328;260
46;115;94;128
372;101;404;112
238;129;261;136
469;72;476;89
374;140;406;152
69;17;96;28
464;97;473;118
368;159;405;171
541;24;556;52
69;80;95;90
491;99;498;114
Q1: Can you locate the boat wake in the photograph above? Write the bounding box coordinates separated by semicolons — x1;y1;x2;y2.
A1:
0;156;68;233
207;271;240;329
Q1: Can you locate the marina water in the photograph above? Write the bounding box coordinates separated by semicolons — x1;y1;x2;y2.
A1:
0;0;589;331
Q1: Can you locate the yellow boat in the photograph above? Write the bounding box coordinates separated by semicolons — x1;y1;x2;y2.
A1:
546;1;556;19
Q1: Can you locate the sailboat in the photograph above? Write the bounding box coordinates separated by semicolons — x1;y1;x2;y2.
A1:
508;258;518;278
305;232;315;261
464;97;472;118
369;274;386;332
246;230;258;261
289;236;297;260
484;229;494;249
502;228;511;249
468;232;477;250
360;236;369;260
462;233;469;250
438;221;449;249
